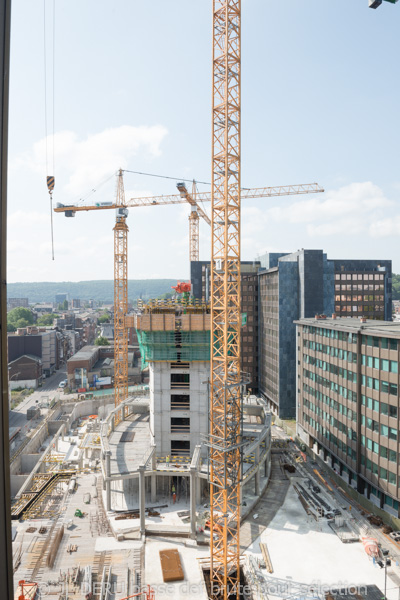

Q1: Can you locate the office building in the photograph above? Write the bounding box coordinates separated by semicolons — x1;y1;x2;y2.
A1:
296;316;400;518
258;250;392;418
191;260;260;393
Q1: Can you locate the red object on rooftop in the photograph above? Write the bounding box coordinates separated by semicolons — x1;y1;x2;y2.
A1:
172;281;191;294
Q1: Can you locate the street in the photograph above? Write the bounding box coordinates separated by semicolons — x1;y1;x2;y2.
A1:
8;367;68;439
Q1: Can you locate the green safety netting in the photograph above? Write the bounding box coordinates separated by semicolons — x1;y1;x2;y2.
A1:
136;329;210;368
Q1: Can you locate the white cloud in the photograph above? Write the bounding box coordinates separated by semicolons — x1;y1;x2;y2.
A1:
242;181;393;238
369;215;400;238
11;124;169;196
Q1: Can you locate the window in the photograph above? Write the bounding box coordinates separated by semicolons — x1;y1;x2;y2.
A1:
380;467;388;481
390;383;398;396
390;339;397;351
389;405;398;418
380;446;388;459
170;394;190;410
381;359;389;372
390;361;398;374
171;440;190;455
389;427;397;441
171;417;190;433
389;450;397;462
389;472;396;485
171;373;190;388
380;424;388;437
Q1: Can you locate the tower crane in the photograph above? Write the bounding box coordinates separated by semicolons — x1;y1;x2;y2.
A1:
55;175;323;425
55;180;324;261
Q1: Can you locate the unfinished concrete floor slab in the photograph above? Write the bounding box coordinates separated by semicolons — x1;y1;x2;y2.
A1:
246;482;395;599
145;538;209;599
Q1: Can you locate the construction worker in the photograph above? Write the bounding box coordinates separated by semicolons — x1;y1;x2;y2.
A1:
166;455;170;466
172;483;176;504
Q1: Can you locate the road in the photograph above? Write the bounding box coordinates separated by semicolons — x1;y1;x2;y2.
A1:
8;366;69;437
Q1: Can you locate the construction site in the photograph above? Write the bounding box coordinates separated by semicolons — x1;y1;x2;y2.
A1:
7;1;400;600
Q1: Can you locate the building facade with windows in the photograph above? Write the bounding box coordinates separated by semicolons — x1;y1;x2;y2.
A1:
257;250;392;419
332;259;392;321
296;316;400;518
190;260;260;393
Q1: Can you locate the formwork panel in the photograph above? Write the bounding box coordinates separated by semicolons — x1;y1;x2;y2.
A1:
159;548;184;582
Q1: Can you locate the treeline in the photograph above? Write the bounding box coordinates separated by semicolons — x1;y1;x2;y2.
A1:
7;279;180;304
393;274;400;301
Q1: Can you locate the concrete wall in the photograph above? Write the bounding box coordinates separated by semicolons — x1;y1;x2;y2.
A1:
150;361;209;456
10;475;28;497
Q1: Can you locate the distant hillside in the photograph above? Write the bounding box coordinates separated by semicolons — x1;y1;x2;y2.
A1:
7;280;181;304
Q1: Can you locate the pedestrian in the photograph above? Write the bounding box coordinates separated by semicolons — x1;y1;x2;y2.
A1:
166;455;170;466
172;492;177;504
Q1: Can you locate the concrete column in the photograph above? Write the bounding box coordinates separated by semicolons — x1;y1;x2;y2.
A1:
105;451;111;511
151;475;157;503
111;416;115;432
139;466;146;535
190;467;197;538
150;444;157;502
255;446;260;497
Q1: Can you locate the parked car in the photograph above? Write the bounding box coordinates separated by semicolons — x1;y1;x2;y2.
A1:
59;380;68;388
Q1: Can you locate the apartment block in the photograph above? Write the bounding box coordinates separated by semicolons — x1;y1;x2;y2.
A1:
296;316;400;518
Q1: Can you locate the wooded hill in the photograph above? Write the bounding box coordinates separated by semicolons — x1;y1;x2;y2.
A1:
7;280;180;304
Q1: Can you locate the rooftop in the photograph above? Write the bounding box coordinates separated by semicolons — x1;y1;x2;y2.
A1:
295;317;400;338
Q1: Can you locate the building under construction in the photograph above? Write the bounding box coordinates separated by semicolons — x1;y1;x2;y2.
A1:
100;298;272;538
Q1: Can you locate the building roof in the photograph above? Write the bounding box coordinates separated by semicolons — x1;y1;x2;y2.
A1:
67;345;98;363
8;354;42;365
295;316;400;338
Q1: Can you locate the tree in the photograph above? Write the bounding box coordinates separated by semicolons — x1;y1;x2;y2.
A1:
98;313;110;324
14;318;30;329
37;313;57;326
7;323;16;332
8;307;34;326
95;336;110;346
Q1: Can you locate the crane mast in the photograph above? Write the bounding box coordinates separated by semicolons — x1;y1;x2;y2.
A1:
113;169;129;422
210;1;242;599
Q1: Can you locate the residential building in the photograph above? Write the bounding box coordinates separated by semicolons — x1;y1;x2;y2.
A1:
296;316;400;518
190;260;260;393
8;327;59;377
8;355;43;389
72;298;81;308
258;250;392;418
7;298;28;310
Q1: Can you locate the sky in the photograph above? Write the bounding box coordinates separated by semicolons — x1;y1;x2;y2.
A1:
7;0;400;283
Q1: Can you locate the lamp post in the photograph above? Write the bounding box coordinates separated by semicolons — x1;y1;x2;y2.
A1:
377;549;390;600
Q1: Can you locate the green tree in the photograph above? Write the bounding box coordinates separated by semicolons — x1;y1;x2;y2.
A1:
8;307;34;326
392;274;400;301
95;336;110;346
37;313;57;326
7;323;16;332
14;318;30;328
98;313;110;324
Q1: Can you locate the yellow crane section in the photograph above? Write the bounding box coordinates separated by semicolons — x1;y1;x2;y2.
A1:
54;181;324;262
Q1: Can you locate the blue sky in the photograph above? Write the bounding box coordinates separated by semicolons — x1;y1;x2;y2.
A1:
7;0;400;283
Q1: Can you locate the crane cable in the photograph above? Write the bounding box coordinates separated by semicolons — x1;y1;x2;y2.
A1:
44;0;56;260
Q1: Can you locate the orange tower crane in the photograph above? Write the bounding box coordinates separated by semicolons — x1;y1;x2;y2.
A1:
175;180;323;262
113;170;129;420
209;1;242;599
55;175;323;420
